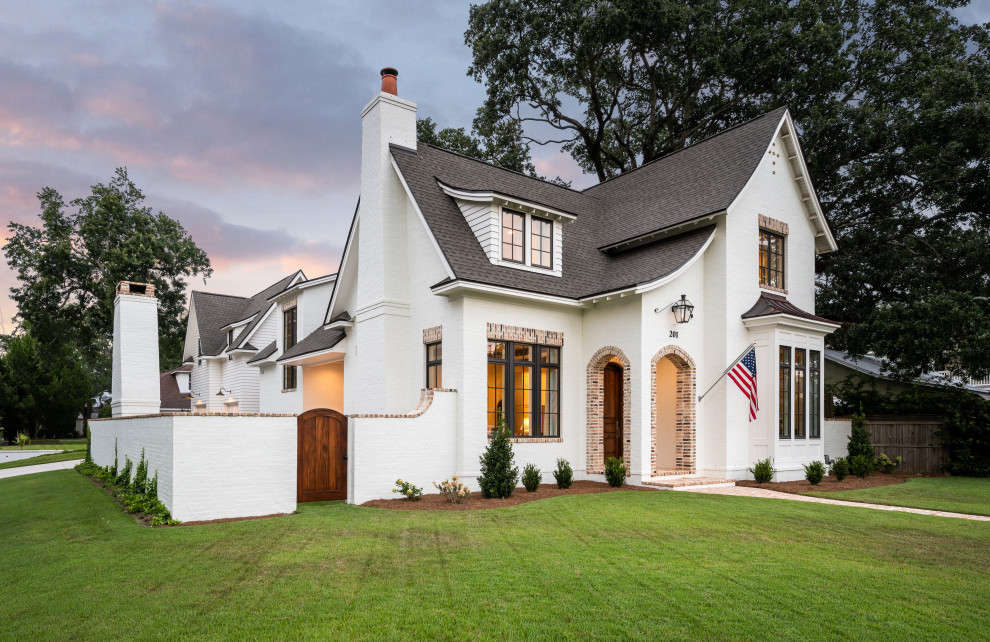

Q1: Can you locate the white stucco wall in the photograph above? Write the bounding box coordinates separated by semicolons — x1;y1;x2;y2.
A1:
91;414;297;522
824;418;852;462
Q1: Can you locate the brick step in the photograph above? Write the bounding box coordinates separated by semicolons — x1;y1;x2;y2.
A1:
641;476;736;490
652;469;688;477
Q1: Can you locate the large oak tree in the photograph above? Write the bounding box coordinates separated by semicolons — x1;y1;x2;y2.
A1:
463;0;990;380
4;168;212;413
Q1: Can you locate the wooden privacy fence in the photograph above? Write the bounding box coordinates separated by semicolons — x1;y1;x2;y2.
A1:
866;415;946;474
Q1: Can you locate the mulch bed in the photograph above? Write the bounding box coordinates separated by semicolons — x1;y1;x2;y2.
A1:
737;472;937;495
362;480;657;511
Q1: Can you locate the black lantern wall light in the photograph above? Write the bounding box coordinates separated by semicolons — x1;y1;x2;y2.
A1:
655;294;695;324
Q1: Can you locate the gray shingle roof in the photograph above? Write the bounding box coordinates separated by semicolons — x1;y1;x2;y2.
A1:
247;341;277;364
388;108;792;300
586;107;788;249
192;273;298;356
277;327;346;362
825;349;990;398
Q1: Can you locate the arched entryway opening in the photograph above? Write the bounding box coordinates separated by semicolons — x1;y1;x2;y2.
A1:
650;347;697;475
587;346;631;475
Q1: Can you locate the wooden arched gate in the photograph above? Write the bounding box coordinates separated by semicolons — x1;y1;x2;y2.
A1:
297;408;347;502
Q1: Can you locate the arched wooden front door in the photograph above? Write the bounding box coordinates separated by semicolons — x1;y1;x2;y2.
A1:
603;363;624;462
297;408;347;502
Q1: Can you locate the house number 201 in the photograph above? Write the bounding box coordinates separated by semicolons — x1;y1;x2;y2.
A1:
669;330;678;338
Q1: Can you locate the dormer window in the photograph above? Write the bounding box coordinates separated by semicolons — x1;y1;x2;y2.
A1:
502;210;525;263
227;329;234;347
531;216;552;268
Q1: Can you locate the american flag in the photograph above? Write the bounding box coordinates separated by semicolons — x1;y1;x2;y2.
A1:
727;347;759;421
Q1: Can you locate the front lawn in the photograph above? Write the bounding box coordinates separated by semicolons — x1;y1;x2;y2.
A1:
0;440;86;451
2;471;988;639
805;477;990;516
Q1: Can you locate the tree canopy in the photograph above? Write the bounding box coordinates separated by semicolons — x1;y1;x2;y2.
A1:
463;0;990;379
4;168;212;399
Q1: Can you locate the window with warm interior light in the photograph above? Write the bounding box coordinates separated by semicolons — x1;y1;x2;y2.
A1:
779;346;791;439
501;210;525;263
530;216;552;268
487;341;559;438
759;229;785;289
426;342;442;389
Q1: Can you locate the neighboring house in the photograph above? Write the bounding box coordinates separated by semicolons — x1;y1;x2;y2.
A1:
183;272;338;414
825;349;990;403
160;364;193;412
179;69;840;486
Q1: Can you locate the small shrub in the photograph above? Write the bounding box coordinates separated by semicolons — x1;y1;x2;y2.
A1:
849;454;874;478
132;449;148;495
522;463;542;492
478;410;519;498
117;456;133;489
604;457;626;487
553;458;573;489
98;404;112;419
74;462;178;526
830;457;849;481
14;432;30;449
876;453;902;474
392;478;423;501
804;460;826;485
434;475;470;503
109;439;119;479
847;410;875;460
749;457;775;484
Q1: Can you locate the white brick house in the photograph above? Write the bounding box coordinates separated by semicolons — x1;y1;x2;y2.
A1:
181;69;839;502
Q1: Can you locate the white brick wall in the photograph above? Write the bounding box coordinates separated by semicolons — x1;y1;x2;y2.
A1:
111;292;161;416
91;415;296;522
824;419;852;462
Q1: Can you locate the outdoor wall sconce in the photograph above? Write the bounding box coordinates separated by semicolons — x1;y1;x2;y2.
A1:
184;390;199;400
216;387;232;397
655;294;695;324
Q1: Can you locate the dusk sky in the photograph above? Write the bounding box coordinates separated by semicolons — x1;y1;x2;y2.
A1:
2;1;987;332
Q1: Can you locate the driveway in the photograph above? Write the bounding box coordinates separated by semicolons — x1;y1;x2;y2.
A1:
0;460;84;479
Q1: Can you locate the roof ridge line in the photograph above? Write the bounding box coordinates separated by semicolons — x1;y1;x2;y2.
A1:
191;290;249;300
582;106;789;193
394;142;589;196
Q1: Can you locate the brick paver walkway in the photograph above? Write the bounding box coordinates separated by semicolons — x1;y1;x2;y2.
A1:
683;484;990;522
0;459;83;480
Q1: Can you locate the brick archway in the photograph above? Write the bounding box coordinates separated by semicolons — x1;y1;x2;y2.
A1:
650;346;697;475
586;346;632;475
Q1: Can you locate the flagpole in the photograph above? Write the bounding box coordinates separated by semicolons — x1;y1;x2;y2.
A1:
698;342;756;403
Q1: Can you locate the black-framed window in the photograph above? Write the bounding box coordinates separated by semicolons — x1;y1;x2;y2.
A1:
283;307;297;391
779;346;791;439
426;342;442;389
487;340;559;438
531;216;552;268
794;348;806;439
759;229;785;289
809;350;821;439
502;210;525;263
283;364;297;390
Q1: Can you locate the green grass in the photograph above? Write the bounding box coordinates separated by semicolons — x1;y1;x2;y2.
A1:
0;451;85;470
0;440;86;451
806;477;990;516
2;471;989;640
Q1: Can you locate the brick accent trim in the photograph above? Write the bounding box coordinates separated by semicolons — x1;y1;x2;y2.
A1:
507;437;563;443
650;346;697;475
116;281;156;297
586;346;632;475
759;214;789;235
92;412;298;420
487;323;563;347
423;325;443;344
348;388;457;419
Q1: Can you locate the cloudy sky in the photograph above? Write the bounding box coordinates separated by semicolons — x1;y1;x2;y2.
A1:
0;0;594;331
1;1;987;332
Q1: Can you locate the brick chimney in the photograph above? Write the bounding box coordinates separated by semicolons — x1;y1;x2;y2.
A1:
111;281;161;417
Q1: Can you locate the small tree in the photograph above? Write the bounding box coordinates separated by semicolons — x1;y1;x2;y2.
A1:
848;410;875;460
478;410;519;498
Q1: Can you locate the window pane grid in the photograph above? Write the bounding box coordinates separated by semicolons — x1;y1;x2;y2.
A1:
426;341;442;389
809;350;821;439
487;340;560;439
502;210;525;263
794;348;806;439
759;230;785;289
531;216;552;268
779;346;791;439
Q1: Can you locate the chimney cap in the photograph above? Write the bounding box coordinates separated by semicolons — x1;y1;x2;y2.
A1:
380;67;398;95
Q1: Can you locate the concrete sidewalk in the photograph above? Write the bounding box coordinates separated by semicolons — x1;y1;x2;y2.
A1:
683;484;990;522
0;459;83;480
